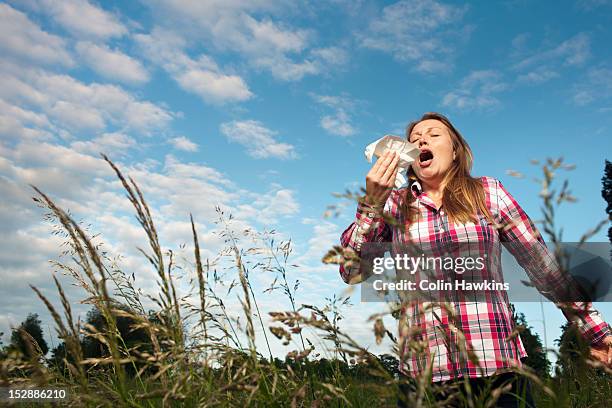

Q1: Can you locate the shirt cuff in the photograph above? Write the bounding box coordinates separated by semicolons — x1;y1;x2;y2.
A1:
584;321;612;346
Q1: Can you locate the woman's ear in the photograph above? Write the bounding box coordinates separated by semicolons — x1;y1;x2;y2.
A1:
453;150;456;161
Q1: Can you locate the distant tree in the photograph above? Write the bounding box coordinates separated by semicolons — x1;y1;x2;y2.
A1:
9;313;49;359
83;305;154;368
49;342;74;375
50;303;171;377
554;322;590;378
312;357;333;378
553;320;612;407
510;305;551;378
602;160;612;259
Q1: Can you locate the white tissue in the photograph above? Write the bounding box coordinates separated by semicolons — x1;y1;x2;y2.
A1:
364;135;420;188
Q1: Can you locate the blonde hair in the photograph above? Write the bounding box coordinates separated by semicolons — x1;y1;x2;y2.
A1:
401;112;493;225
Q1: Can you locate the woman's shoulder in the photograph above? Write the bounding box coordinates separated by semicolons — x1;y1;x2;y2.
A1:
476;176;511;213
477;176;507;199
478;175;501;189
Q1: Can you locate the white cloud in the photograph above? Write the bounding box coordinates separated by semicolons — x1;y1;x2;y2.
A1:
442;70;507;111
251;44;350;82
0;63;174;135
135;28;253;104
310;46;349;67
516;68;559;84
358;0;469;73
30;0;127;39
572;66;612;106
320;111;356;137
169;136;199;152
252;55;319;82
76;42;149;85
70;133;136;156
311;94;358;137
175;68;252;104
513;33;590;71
293;221;341;274
0;4;73;66
161;154;229;186
242;14;309;53
50;100;106;131
509;33;592;88
0;99;54;140
146;1;307;56
142;1;346;81
220;120;297;160
236;187;300;225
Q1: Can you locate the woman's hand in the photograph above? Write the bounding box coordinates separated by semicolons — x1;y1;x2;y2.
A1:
590;335;612;368
365;150;400;207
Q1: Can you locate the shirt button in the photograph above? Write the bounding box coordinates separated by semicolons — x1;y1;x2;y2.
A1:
451;326;458;333
440;228;445;233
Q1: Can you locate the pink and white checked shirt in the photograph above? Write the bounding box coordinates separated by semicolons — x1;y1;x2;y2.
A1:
339;176;611;382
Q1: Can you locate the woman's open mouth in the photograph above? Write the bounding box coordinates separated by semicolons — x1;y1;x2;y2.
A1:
419;149;434;168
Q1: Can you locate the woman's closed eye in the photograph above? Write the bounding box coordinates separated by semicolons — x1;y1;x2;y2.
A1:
410;134;440;143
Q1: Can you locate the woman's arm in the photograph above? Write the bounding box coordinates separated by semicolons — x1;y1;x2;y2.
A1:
492;177;611;347
339;199;392;284
339;151;399;284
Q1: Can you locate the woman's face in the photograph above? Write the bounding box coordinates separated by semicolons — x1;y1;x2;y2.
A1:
408;119;456;184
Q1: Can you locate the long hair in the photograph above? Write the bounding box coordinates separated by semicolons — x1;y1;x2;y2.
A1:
400;112;493;226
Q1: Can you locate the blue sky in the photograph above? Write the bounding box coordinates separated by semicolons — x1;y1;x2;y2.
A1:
1;0;611;365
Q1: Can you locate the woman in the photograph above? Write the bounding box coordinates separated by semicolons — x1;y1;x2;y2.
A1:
338;112;612;406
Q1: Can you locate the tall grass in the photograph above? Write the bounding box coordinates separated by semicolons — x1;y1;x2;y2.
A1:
0;156;609;407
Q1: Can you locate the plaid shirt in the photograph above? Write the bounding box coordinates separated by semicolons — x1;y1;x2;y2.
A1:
339;176;611;382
